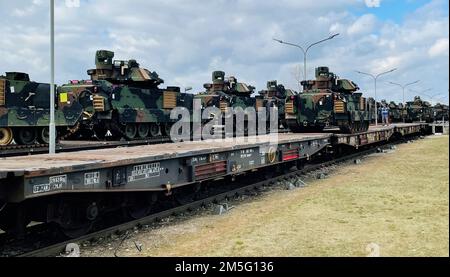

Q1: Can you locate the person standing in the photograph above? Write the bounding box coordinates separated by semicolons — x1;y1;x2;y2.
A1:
381;105;390;126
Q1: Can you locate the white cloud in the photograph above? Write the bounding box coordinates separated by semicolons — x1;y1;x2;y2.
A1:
347;14;377;36
365;0;381;8
428;38;449;57
0;0;448;104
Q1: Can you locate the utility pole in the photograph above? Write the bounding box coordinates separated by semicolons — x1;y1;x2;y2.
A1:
49;0;56;154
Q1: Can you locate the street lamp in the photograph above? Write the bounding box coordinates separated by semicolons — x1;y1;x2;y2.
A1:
389;80;420;107
389;80;420;123
49;0;56;154
356;68;397;126
273;33;340;82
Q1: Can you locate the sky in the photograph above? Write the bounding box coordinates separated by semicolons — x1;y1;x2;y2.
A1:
0;0;448;104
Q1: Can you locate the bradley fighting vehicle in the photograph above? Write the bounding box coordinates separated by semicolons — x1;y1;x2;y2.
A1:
59;50;194;140
257;80;297;129
433;103;449;121
0;72;83;146
404;96;433;123
389;101;404;123
285;67;372;134
196;71;264;134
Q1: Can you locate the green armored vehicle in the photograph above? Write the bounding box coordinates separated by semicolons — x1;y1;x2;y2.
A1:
285;66;372;134
0;72;83;146
388;101;404;123
433;103;449;121
195;71;262;134
59;50;194;140
257;80;297;129
405;96;433;123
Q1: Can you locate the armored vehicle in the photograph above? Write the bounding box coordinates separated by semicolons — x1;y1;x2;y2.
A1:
388;101;404;123
285;66;372;134
0;72;82;146
405;96;433;123
433;103;449;121
196;71;265;134
257;80;297;129
59;50;194;140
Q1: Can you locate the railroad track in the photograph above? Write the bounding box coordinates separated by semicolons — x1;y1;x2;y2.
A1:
10;136;416;257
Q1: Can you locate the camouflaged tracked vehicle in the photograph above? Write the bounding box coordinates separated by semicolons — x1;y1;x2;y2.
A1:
388;101;404;123
195;71;266;134
59;50;194;140
404;96;433;123
285;66;372;134
0;72;83;146
257;80;297;129
433;103;449;121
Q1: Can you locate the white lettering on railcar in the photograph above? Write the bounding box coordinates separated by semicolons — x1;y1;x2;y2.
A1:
128;163;161;182
240;149;254;159
84;172;100;186
32;175;67;194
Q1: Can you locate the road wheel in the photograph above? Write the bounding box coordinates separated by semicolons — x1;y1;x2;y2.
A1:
149;123;160;137
37;127;50;144
137;124;149;139
124;124;137;140
14;128;36;145
162;123;172;137
0;128;13;146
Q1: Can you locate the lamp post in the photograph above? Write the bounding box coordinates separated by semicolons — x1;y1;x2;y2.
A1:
389;80;420;107
273;33;340;82
49;0;56;154
356;68;397;126
389;80;420;123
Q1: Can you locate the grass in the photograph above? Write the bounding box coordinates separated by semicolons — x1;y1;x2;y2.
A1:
93;136;449;257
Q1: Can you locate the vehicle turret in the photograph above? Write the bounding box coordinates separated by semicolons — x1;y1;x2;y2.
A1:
87;50;164;87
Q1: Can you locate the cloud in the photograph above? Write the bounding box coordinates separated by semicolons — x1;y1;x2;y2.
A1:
0;0;448;104
428;38;449;57
347;14;377;36
365;0;381;8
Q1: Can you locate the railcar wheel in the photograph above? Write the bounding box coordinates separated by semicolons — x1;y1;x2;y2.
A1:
124;124;137;140
37;127;50;144
14;128;37;145
137;124;149;139
0;204;30;236
60;222;94;239
126;194;156;220
149;123;161;137
0;128;13;146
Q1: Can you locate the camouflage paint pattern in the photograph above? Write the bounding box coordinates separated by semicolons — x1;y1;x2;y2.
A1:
433;103;449;121
405;96;433;123
257;80;297;128
59;50;194;139
195;71;260;122
285;67;372;134
0;72;83;145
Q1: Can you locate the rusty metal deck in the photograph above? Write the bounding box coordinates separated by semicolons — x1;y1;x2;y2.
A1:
0;133;331;177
